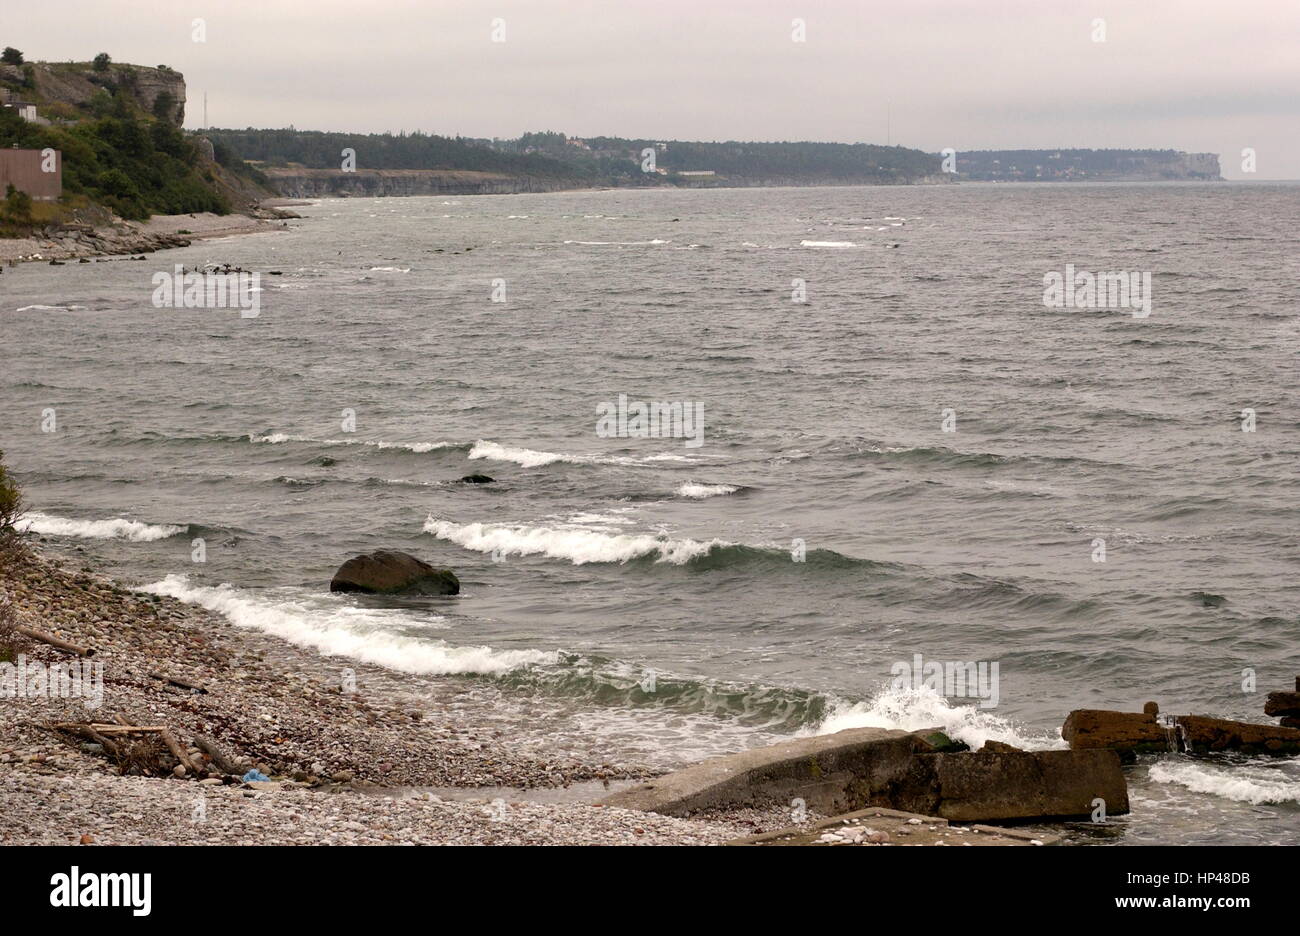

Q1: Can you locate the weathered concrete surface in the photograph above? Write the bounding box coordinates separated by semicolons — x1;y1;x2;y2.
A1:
1175;715;1300;755
892;750;1128;821
728;806;1061;847
600;727;922;817
602;728;1128;824
1062;708;1170;754
1264;692;1300;718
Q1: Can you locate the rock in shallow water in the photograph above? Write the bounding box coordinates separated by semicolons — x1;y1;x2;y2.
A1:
329;550;459;595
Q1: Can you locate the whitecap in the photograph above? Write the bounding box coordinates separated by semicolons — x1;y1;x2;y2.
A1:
248;433;455;454
677;482;739;499
1148;761;1300;805
468;440;696;468
141;575;552;675
424;518;725;565
17;512;185;542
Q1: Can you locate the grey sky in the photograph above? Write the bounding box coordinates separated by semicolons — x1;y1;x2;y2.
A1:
9;0;1298;178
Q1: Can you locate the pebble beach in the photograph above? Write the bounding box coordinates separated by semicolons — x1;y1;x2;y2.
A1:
0;543;778;845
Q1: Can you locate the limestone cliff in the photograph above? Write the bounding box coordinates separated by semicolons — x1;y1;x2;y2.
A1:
951;149;1222;182
0;61;186;125
261;168;585;198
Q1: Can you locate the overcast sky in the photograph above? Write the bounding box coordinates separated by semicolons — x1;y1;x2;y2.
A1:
7;0;1298;178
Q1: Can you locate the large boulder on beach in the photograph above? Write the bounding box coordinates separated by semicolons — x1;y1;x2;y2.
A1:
329;550;459;595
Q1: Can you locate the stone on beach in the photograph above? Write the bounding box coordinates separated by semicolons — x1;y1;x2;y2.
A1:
328;550;459;595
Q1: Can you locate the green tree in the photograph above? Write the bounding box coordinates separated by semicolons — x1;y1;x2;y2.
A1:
0;47;23;65
93;52;112;72
87;89;114;118
2;184;33;223
0;448;20;534
152;90;175;121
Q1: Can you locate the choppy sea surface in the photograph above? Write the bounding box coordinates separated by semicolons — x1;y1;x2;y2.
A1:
2;182;1298;844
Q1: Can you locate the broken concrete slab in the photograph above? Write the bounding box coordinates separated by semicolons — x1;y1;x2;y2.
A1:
1264;692;1300;718
602;726;1128;824
1175;715;1300;755
600;726;923;817
727;806;1061;847
1062;708;1171;755
891;750;1128;821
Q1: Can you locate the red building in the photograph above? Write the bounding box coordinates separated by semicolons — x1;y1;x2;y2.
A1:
0;146;62;201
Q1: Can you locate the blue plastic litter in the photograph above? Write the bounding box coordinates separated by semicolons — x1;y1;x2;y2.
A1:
242;769;270;783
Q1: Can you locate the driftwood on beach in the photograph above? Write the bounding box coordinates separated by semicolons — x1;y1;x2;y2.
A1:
51;721;199;776
194;733;243;775
15;625;94;657
148;671;208;694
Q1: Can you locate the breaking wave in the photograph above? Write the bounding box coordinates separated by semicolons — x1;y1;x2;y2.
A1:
248;433;461;454
467;440;696;468
806;684;1064;752
1148;761;1300;805
424;518;725;565
677;482;740;499
16;512;186;542
141;575;553;676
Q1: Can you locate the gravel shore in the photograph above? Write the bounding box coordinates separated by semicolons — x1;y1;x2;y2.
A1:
0;210;291;264
0;544;779;845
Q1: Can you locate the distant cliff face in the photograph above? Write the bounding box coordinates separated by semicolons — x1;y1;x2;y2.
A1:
0;62;186;126
950;149;1222;182
262;168;584;198
1175;153;1221;178
667;173;953;189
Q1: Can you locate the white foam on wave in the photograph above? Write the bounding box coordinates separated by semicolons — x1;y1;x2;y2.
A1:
367;266;410;272
563;239;670;246
805;685;1063;751
424;517;725;565
141;574;553;676
468;440;694;468
800;240;858;248
1148;761;1300;805
17;512;185;542
249;433;455;454
677;482;739;499
16;304;83;312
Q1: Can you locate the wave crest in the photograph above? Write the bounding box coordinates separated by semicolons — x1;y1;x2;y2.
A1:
17;512;186;542
424;518;725;565
141;575;552;675
806;685;1063;751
